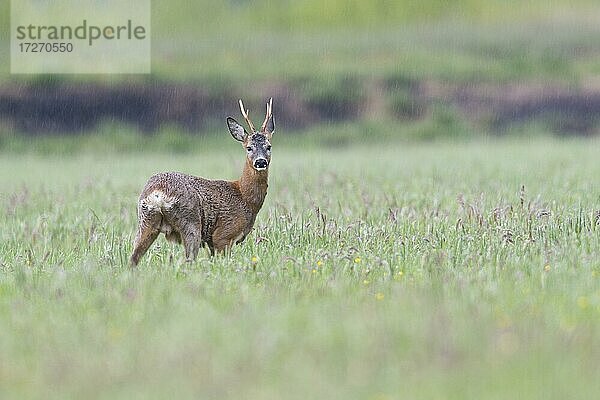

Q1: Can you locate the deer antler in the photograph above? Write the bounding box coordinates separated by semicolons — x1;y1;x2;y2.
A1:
238;99;256;132
261;98;273;132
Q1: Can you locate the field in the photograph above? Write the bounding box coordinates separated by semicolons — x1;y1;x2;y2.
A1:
1;137;599;399
2;1;600;398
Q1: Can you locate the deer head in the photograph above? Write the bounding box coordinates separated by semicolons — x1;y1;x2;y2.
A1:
227;98;275;171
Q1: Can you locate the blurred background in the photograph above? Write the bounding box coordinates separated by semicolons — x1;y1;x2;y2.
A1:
1;0;600;150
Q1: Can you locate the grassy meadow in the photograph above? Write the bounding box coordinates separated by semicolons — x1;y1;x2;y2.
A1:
1;1;600;398
1;137;599;399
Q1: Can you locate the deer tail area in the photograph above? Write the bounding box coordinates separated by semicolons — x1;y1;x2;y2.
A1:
143;190;175;213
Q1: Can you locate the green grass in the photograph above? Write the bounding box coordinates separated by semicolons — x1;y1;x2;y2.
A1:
1;137;599;399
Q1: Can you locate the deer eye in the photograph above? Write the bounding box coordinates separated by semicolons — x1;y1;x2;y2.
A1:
266;145;272;151
246;147;252;152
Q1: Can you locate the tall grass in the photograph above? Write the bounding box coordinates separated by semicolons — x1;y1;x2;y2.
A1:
1;138;599;399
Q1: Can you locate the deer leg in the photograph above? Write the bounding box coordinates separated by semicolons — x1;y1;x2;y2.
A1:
130;212;161;266
212;241;231;256
211;219;246;256
181;223;202;262
212;232;237;256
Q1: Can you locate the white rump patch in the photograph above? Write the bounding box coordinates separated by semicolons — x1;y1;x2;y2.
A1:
144;190;175;211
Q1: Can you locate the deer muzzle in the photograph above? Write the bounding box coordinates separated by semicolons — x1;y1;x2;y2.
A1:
253;158;268;170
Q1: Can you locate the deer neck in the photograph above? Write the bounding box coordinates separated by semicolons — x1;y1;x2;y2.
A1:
238;159;269;213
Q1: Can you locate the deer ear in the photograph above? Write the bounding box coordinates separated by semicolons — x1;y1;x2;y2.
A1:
227;117;247;142
264;114;275;137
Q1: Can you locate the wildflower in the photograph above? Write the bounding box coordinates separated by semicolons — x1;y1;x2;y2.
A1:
251;256;258;264
375;292;385;301
316;260;323;267
363;279;370;285
354;257;361;264
577;296;589;310
544;265;551;272
312;269;318;274
108;327;123;341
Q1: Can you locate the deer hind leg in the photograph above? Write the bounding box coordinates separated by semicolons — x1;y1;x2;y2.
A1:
181;222;203;262
130;211;162;266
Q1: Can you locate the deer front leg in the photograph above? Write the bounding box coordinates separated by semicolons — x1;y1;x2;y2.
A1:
212;221;245;256
212;238;233;256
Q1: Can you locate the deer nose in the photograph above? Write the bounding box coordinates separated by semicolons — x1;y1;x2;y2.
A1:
254;158;268;170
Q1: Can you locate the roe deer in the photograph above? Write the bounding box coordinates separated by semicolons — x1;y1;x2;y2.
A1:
130;98;275;266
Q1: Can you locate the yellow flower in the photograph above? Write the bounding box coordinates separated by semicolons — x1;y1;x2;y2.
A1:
363;280;370;285
354;257;361;264
316;260;323;267
108;327;123;341
375;292;385;301
251;256;258;264
577;296;589;310
544;265;551;272
312;269;318;274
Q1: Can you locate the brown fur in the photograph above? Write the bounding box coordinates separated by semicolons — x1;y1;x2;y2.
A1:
130;99;274;266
